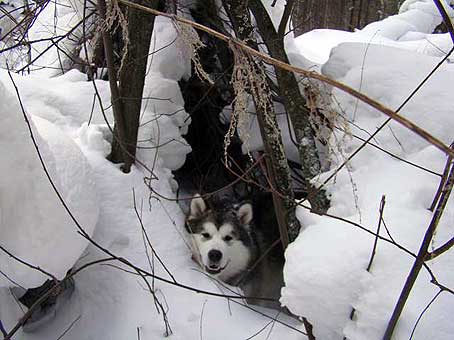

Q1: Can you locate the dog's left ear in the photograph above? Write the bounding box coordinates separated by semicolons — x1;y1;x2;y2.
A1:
237;203;253;225
189;194;207;219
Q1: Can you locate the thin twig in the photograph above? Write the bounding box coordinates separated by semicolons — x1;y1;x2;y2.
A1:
56;315;81;340
426;236;454;261
302;317;316;340
132;189;177;282
133;267;173;336
409;289;443;340
3;257;114;340
433;0;454;43
199;300;207;340
317;44;454;196
0;244;57;282
295;203;454;296
367;195;386;272
278;0;295;37
429;143;453;211
333;125;441;177
245;319;274;340
0;320;6;338
346;195;386;335
197;269;307;336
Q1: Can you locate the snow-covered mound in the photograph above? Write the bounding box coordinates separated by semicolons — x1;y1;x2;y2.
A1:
0;79;99;288
0;34;298;340
292;0;454;64
2;0;454;339
281;42;454;340
0;69;302;339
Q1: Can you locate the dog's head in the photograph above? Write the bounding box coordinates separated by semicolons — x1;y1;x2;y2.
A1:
185;194;254;282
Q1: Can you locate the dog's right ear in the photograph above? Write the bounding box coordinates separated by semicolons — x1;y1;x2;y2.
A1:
189;194;207;219
237;203;253;226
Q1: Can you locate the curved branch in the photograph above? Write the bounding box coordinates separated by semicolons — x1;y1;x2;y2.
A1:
433;0;454;43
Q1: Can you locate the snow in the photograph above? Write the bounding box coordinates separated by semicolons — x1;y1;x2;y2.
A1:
0;78;99;288
1;0;454;339
0;4;299;338
22;0;96;76
148;17;191;81
292;0;454;64
0;70;301;339
281;14;454;340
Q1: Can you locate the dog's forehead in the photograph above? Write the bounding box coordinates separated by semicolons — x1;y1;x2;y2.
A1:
187;207;245;234
201;221;217;233
213;208;240;225
202;221;236;234
219;223;234;235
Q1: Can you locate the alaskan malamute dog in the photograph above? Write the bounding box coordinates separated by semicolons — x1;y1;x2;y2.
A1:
185;194;284;310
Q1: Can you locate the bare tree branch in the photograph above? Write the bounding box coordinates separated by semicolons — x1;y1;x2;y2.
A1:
278;0;295;37
302;317;316;340
426;236;454;261
429;143;453;211
433;0;454;43
409;289;443;340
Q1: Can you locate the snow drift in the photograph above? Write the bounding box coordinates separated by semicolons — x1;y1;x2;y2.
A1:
0;78;99;288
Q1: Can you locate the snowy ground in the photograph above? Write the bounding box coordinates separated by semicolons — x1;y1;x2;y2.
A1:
0;11;301;340
1;0;454;339
0;62;301;340
281;1;454;340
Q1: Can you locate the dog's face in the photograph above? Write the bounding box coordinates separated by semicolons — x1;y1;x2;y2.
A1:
185;195;253;283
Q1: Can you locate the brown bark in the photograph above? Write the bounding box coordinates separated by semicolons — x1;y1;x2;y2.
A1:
223;0;300;244
248;0;330;213
98;0;128;165
292;0;400;36
108;0;162;172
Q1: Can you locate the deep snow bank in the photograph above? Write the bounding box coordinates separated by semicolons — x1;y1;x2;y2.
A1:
281;42;454;340
292;0;454;64
0;77;99;288
0;24;300;337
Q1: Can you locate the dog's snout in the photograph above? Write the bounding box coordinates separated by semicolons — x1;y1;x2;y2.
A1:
208;249;222;263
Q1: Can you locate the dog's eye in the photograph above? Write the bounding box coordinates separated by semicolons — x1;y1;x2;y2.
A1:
202;233;211;239
224;235;233;242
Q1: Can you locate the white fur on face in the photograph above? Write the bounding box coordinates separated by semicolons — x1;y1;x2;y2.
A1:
190;222;251;282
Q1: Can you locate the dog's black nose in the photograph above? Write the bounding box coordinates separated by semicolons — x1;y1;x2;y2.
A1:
208;249;222;263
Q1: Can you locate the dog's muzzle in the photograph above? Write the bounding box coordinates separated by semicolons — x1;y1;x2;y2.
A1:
208;249;222;263
205;261;229;275
206;249;225;274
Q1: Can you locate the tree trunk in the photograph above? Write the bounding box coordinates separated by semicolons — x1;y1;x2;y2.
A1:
174;0;246;196
108;0;163;172
223;0;300;245
248;0;330;213
292;0;400;36
98;0;128;166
